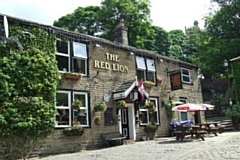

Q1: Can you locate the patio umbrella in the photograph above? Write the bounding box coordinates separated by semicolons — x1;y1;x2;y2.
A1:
202;104;215;110
172;103;206;112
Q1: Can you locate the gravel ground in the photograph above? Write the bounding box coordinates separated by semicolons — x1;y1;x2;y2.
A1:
31;131;240;160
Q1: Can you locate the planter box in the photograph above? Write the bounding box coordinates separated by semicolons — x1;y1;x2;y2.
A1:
143;83;154;88
63;130;84;136
63;73;81;80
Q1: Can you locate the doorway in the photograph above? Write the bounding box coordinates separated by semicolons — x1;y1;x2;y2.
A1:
119;103;136;140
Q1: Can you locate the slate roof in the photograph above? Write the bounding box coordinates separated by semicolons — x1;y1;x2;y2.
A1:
113;79;136;93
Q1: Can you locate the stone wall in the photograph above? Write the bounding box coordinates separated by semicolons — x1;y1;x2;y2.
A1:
40;42;203;155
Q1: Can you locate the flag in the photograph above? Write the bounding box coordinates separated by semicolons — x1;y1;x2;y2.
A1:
137;79;145;100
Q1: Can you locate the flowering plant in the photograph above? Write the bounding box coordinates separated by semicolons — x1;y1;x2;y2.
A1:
146;121;158;132
116;100;126;109
145;100;156;113
94;101;106;112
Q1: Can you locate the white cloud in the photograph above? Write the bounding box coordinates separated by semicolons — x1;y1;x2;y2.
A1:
0;0;211;31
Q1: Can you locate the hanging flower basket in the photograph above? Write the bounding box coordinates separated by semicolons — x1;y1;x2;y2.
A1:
145;100;156;113
116;100;127;109
94;101;107;112
63;72;81;80
143;81;155;88
94;117;101;126
63;125;84;136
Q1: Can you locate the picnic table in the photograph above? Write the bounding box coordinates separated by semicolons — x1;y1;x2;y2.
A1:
174;125;207;141
199;122;219;136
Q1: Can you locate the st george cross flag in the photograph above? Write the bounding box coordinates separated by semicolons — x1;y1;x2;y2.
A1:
137;79;145;100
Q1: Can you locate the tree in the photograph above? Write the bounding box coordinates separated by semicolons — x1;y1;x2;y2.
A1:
168;29;188;61
0;24;59;159
201;0;240;78
148;26;170;56
54;6;101;35
53;0;155;49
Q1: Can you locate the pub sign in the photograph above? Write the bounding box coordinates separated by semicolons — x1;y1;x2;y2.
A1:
170;71;182;91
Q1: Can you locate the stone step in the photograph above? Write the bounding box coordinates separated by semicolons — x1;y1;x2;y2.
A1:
125;140;135;145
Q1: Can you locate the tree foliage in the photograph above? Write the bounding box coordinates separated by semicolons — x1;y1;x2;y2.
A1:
0;23;59;159
54;0;155;49
201;0;240;78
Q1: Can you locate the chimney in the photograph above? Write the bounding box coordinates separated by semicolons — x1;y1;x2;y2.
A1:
114;19;128;46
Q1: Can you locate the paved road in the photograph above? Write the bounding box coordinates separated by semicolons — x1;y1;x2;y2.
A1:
32;131;240;160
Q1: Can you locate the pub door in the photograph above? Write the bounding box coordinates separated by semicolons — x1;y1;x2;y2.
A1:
121;108;129;139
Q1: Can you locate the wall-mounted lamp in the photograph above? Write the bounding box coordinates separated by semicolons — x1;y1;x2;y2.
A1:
130;89;138;101
160;58;163;62
95;44;101;47
198;68;205;79
224;59;228;67
129;52;134;55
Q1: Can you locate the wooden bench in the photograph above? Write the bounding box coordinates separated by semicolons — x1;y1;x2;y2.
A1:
101;131;126;147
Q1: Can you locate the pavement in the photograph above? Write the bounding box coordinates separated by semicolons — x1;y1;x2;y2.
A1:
31;131;240;160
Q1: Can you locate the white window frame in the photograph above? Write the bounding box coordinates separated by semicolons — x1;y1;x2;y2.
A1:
140;97;159;125
73;42;87;75
181;67;192;84
146;59;156;83
73;91;89;127
55;90;71;128
179;97;187;104
56;39;70;73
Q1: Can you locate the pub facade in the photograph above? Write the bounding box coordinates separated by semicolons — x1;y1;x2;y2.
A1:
1;14;204;155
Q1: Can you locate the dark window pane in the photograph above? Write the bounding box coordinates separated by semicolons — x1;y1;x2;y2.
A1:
147;71;155;83
139;111;148;124
57;40;68;54
181;112;188;121
183;76;190;82
56;55;69;71
137;70;145;81
182;69;189;75
56;108;70;125
73;58;86;74
56;93;69;106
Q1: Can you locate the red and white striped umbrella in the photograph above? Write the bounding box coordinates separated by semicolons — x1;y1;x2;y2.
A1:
172;103;206;112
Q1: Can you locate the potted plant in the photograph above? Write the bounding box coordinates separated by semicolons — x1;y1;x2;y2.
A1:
146;121;158;140
143;81;155;88
145;100;156;114
63;72;82;80
72;99;82;110
116;100;126;109
94;101;107;112
63;125;84;136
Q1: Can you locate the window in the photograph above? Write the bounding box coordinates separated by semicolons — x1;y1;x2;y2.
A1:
139;98;159;125
73;92;89;127
55;90;89;128
146;59;156;83
55;91;71;127
73;42;87;75
56;39;70;72
180;111;188;121
179;97;187;104
136;56;156;83
181;68;191;83
136;56;146;81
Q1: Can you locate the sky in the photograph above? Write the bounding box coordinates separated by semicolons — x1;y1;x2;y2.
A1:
0;0;212;32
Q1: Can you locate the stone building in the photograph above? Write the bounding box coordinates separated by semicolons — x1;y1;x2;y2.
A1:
1;15;204;155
